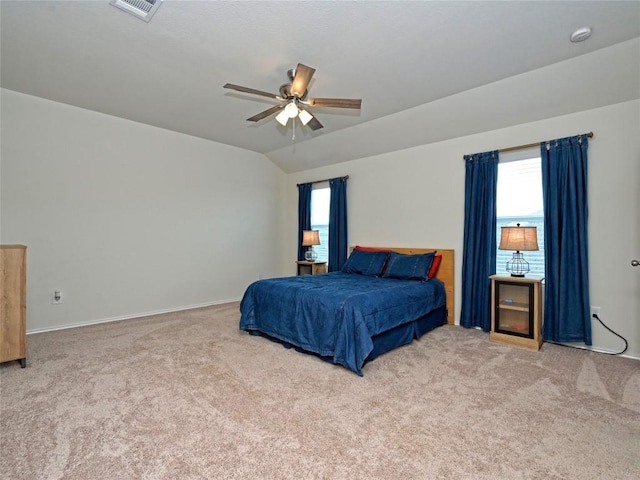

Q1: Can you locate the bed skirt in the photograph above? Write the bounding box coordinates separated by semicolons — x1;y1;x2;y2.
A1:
366;304;447;363
248;305;448;373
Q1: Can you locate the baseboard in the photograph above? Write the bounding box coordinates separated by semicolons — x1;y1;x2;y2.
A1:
580;347;639;361
544;340;639;361
26;298;242;335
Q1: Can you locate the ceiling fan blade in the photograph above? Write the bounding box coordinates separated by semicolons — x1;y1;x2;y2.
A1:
246;104;285;122
307;98;362;109
307;116;323;131
290;63;316;98
223;83;280;100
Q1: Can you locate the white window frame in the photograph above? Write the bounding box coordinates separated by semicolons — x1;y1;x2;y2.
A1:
496;147;545;277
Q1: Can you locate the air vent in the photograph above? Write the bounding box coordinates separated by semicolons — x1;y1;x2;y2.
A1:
109;0;162;22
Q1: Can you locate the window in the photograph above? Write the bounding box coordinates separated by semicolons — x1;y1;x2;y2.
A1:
311;185;330;262
496;149;545;277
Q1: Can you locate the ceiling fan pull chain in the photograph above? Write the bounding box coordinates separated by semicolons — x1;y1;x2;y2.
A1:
292;116;296;140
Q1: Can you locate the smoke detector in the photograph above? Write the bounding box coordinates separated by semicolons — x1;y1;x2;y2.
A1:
570;27;592;43
110;0;163;22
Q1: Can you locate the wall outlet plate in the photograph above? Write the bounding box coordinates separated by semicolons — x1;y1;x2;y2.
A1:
53;291;62;305
590;305;601;318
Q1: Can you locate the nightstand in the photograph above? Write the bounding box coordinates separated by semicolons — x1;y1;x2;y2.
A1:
490;275;543;351
296;261;327;276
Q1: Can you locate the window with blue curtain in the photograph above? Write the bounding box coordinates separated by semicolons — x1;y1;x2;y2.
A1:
461;135;591;342
298;177;348;270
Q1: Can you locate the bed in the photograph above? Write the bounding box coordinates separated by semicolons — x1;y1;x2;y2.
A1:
239;247;455;375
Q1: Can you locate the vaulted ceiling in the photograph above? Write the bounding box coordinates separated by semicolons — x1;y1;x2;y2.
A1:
1;1;639;172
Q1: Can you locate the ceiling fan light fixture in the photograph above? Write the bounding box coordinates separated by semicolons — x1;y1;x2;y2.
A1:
285;102;299;119
275;110;289;126
298;109;313;126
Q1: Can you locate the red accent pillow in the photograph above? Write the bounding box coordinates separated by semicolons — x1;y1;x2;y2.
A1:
428;254;442;279
355;246;391;252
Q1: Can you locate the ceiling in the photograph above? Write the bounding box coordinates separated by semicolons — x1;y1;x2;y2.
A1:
1;1;639;173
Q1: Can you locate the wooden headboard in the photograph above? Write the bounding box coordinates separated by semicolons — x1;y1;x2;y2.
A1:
349;247;455;325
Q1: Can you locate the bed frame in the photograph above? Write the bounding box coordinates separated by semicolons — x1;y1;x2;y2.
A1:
350;247;455;325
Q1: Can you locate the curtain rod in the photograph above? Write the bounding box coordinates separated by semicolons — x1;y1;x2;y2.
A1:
463;132;594;158
297;175;349;187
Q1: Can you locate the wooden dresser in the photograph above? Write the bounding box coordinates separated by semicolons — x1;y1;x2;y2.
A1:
1;245;27;368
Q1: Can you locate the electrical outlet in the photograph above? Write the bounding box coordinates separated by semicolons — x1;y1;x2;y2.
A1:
590;305;601;318
53;290;62;305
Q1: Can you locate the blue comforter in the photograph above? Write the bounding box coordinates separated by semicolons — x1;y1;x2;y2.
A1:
239;272;446;375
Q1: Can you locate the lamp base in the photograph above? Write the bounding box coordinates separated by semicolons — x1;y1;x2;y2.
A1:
505;251;530;277
305;248;318;262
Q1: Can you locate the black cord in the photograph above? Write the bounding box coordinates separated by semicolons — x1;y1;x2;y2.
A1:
547;313;628;356
591;313;628;355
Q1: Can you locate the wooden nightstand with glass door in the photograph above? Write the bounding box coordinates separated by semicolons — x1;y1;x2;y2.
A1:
296;261;327;276
490;275;543;351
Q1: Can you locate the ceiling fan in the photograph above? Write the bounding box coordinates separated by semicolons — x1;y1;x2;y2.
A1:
223;63;362;132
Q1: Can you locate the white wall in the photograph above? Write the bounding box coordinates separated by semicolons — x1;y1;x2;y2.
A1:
284;100;640;359
2;89;638;359
1;89;286;332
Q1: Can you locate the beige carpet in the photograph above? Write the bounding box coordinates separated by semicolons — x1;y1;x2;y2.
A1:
1;302;639;479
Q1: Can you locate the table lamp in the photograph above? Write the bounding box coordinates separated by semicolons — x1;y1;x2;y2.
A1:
302;230;320;261
498;223;539;277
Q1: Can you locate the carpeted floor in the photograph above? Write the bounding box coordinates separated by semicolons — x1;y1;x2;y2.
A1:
1;302;639;479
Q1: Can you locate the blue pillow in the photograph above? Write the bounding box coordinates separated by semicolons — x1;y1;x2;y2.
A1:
341;249;389;276
382;251;435;281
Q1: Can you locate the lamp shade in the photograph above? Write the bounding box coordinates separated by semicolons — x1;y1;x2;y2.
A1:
275;109;289;126
499;224;538;252
301;230;321;246
298;108;313;126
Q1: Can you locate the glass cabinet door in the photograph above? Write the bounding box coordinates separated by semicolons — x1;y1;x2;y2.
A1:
494;280;534;338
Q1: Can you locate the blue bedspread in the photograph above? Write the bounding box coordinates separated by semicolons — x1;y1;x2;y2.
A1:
239;272;446;375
